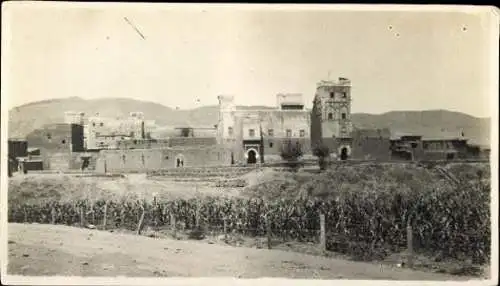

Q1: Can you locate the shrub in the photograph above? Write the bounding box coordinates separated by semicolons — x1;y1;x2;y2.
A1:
280;140;304;171
313;144;330;170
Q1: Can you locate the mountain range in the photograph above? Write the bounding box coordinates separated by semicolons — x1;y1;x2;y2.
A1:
8;97;491;147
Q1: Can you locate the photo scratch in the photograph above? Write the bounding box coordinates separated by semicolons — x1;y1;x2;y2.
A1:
124;16;146;40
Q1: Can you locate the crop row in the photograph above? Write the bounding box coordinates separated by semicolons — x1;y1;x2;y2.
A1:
8;184;490;263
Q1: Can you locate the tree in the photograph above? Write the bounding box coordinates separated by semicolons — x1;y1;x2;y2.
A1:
280;140;304;171
313;143;330;171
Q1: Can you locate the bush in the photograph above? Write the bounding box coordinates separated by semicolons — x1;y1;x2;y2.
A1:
313;144;330;170
280;140;304;171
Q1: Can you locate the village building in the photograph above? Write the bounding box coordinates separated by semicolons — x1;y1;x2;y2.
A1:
217;93;312;165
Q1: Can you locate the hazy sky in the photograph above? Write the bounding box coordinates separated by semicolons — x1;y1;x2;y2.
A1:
2;4;496;117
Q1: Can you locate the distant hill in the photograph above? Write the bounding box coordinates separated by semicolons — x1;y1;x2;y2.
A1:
8;97;491;147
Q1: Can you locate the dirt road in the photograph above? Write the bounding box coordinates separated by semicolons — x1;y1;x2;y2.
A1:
7;223;473;280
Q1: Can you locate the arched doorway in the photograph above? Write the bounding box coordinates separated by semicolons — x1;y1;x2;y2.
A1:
247;149;257;164
340;147;348;161
175;154;185;168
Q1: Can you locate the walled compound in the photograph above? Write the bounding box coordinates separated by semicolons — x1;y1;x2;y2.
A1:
8;77;489;174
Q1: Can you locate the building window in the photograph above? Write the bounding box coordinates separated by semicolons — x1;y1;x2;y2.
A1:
228;127;233;136
328;113;333;120
330;92;334;98
100;122;104;127
92;122;96;127
61;139;66;144
249;129;255;137
269;142;274;148
130;131;135;137
268;129;274;137
342;92;347;98
300;130;305;137
286;129;292;137
341;113;347;119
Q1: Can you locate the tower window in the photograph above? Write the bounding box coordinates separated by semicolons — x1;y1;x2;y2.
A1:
269;142;274;148
228;127;233;136
341;113;346;119
249;129;255;137
286;129;292;137
342;92;347;98
329;92;334;98
299;130;305;137
268;129;274;137
328;113;333;120
92;122;96;127
100;122;104;127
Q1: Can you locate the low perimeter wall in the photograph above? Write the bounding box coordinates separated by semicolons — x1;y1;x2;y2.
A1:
95;146;232;173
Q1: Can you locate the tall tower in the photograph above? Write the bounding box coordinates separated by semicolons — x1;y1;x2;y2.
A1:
315;77;352;138
217;95;236;143
64;111;85;152
311;77;353;158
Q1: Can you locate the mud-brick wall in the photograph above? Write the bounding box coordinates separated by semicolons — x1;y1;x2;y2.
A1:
351;137;391;160
95;147;232;173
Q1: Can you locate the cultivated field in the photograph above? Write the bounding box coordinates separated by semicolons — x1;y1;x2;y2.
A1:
7;162;492;279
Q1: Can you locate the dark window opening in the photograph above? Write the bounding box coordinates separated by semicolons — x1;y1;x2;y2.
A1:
341;113;346;119
165;156;169;159
286;129;292;137
446;153;455;160
328;113;333;120
300;130;305;137
133;140;137;144
268;129;274;137
47;133;52;139
228;127;233;136
330;92;334;98
92;123;96;127
61;139;66;144
269;142;274;148
411;143;418;149
100;122;104;127
249;129;255;137
342;92;347;98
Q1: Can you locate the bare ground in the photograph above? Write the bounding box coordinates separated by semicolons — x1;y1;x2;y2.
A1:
7;223;476;280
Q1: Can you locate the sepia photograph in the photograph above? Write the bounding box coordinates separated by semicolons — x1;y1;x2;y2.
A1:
1;2;498;285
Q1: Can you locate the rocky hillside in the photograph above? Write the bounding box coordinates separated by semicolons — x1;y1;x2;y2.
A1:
8;97;490;146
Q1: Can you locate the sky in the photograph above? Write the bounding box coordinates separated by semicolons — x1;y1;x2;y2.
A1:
2;3;497;117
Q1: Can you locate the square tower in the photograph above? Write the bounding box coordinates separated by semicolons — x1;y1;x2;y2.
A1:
315;77;353;138
311;77;353;159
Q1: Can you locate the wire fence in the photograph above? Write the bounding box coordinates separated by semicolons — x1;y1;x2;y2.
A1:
8;197;490;265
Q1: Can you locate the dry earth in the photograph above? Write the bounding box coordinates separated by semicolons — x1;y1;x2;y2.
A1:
7;223;477;280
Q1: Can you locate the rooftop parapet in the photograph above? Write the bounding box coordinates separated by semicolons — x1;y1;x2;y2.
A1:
316;77;351;88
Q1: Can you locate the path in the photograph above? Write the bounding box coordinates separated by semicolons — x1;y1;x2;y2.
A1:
7;223;473;280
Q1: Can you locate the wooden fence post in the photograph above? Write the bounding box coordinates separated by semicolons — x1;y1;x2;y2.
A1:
195;201;200;228
406;224;414;268
102;202;108;230
91;202;95;225
51;207;56;224
23;207;28;223
320;213;326;252
223;217;227;238
79;207;85;227
136;205;145;235
170;213;177;238
266;216;272;249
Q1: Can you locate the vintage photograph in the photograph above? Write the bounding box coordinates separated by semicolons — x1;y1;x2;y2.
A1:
1;2;498;285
